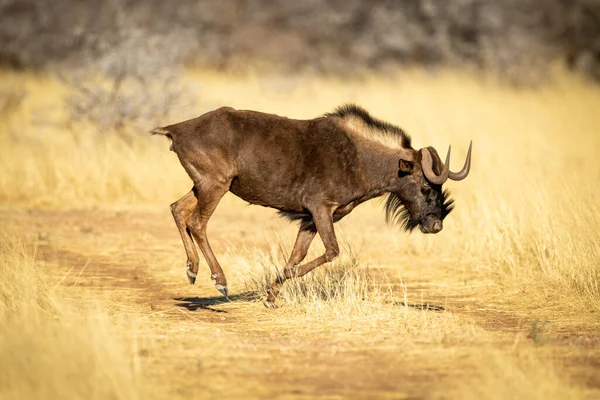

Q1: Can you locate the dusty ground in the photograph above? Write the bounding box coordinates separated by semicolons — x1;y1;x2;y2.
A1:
2;201;599;399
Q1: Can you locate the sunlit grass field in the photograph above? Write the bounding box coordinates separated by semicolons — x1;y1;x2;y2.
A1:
0;67;599;399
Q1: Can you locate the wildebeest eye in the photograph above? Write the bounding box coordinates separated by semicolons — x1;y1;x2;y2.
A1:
422;180;430;188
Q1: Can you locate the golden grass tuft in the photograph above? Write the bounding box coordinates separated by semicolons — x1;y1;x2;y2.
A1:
243;242;385;308
0;233;144;400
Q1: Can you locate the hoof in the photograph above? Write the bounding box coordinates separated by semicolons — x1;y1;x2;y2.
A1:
215;284;228;297
263;300;278;309
186;269;197;285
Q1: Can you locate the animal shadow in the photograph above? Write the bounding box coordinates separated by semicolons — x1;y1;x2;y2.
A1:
174;291;261;313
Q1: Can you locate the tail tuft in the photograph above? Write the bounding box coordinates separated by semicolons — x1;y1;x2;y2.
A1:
149;127;170;136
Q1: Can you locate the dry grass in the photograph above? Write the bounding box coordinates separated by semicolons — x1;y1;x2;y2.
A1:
437;349;587;400
0;233;144;400
0;65;599;398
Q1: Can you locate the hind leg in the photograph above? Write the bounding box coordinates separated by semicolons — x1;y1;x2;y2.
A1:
170;189;200;284
186;181;230;296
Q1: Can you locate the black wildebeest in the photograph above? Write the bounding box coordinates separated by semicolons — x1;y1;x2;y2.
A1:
151;104;472;308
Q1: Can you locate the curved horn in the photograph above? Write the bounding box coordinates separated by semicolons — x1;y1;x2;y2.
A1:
448;141;472;181
421;146;450;185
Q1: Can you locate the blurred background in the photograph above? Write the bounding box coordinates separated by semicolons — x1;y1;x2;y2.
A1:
1;0;600;79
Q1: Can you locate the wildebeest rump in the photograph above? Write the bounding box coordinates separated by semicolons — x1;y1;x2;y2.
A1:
151;104;472;308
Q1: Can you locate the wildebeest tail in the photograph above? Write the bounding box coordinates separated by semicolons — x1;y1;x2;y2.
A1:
149;127;171;138
149;127;175;151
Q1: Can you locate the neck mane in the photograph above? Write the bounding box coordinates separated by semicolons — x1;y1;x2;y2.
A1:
324;104;412;152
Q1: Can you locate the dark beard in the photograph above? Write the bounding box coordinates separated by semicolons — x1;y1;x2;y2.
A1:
441;189;454;219
384;193;419;232
384;189;454;232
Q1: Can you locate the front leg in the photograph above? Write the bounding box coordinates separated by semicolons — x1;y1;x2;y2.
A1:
265;222;316;306
265;206;339;308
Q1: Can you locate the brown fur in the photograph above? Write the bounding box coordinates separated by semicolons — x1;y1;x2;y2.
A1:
152;104;460;307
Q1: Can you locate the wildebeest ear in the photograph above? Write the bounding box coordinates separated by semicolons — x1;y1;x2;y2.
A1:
398;159;414;175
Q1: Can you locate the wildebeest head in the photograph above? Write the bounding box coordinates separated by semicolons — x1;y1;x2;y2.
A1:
386;142;472;234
